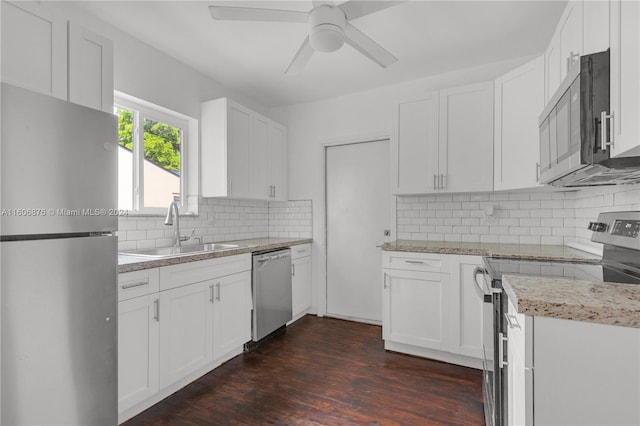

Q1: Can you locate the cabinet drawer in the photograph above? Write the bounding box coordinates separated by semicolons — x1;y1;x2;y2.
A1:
118;268;160;301
291;243;311;260
159;254;251;292
382;251;450;272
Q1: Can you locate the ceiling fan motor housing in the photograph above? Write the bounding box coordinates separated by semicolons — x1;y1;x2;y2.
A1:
308;5;346;52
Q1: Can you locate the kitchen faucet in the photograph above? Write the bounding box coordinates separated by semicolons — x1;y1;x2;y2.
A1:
164;198;195;247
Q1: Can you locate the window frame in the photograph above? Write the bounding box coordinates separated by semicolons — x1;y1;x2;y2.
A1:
115;93;191;216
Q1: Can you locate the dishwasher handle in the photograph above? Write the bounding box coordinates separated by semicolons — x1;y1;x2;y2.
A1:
256;253;291;263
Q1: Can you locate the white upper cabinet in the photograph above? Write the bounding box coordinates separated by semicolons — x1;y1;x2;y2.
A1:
609;0;640;157
250;113;270;199
545;1;583;102
268;121;288;201
201;98;252;198
392;82;493;195
545;1;611;104
439;82;494;193
0;1;113;113
1;1;67;99
494;56;545;191
583;1;610;54
201;98;288;200
68;22;114;113
392;92;439;194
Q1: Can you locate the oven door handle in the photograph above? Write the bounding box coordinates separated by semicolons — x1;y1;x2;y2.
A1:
473;266;488;295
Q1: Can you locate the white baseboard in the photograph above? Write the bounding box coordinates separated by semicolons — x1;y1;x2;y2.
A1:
384;341;483;370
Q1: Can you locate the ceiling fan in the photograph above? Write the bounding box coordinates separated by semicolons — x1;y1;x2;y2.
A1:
208;1;404;75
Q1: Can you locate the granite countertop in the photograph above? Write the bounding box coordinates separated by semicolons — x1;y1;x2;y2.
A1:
381;240;601;263
503;275;640;328
118;237;312;273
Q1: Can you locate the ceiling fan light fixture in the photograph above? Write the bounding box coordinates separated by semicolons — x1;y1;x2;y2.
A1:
309;24;344;52
308;4;346;52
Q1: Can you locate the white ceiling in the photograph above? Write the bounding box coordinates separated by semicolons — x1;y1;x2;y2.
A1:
73;0;567;107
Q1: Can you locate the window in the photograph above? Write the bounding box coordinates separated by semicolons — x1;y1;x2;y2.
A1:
115;95;190;213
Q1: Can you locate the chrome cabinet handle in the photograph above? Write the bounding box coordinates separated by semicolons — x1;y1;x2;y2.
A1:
405;260;425;264
383;273;389;289
499;332;508;368
272;185;276;198
473;266;487;295
600;111;614;150
216;283;221;301
566;51;579;73
505;313;521;329
433;174;437;190
121;281;148;290
291;264;296;277
209;284;215;303
535;162;540;182
440;173;445;189
153;299;160;322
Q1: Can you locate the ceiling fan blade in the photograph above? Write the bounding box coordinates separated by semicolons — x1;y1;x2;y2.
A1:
285;37;314;75
343;23;397;68
208;5;307;23
338;0;406;21
312;0;333;6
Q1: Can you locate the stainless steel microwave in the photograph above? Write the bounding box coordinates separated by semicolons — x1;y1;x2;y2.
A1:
538;50;640;187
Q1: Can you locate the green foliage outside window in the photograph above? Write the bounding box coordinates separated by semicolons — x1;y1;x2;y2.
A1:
116;107;181;172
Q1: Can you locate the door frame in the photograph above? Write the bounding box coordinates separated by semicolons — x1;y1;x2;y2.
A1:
321;133;396;320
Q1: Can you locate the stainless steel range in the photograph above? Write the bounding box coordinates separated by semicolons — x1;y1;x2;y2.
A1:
476;211;640;426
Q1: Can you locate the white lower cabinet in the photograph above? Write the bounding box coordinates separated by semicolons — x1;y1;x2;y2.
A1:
118;254;252;423
383;269;450;351
505;295;640;426
212;271;252;361
159;280;213;388
291;244;312;320
382;252;484;368
118;294;159;413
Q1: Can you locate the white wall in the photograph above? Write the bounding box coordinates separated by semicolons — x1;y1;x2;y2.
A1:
269;56;535;316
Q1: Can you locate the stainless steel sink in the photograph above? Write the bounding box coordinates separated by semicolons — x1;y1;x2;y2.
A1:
119;243;248;258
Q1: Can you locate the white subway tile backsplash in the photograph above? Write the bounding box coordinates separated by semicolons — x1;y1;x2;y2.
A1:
118;198;312;251
396;185;639;246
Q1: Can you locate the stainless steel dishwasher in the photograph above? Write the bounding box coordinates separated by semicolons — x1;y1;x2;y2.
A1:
252;248;292;341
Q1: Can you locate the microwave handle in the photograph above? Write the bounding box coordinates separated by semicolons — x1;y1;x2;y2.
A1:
600;111;614;150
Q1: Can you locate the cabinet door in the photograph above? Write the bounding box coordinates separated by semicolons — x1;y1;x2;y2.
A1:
382;269;450;351
212;271;252;361
0;1;67;99
558;1;584;81
227;101;252;198
292;255;312;317
583;0;610;54
439;82;494;193
545;34;562;103
118;294;159;413
609;0;640;158
454;259;485;359
68;22;114;113
392;93;439;194
494;56;545;191
159;281;212;388
250;113;270;199
268;121;288;201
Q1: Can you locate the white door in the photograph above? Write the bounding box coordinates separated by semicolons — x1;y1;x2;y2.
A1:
326;140;391;323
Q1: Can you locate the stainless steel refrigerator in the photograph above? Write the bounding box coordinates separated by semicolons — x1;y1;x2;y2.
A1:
1;83;118;425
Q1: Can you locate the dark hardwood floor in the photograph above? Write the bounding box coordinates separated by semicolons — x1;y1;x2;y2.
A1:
125;316;484;426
